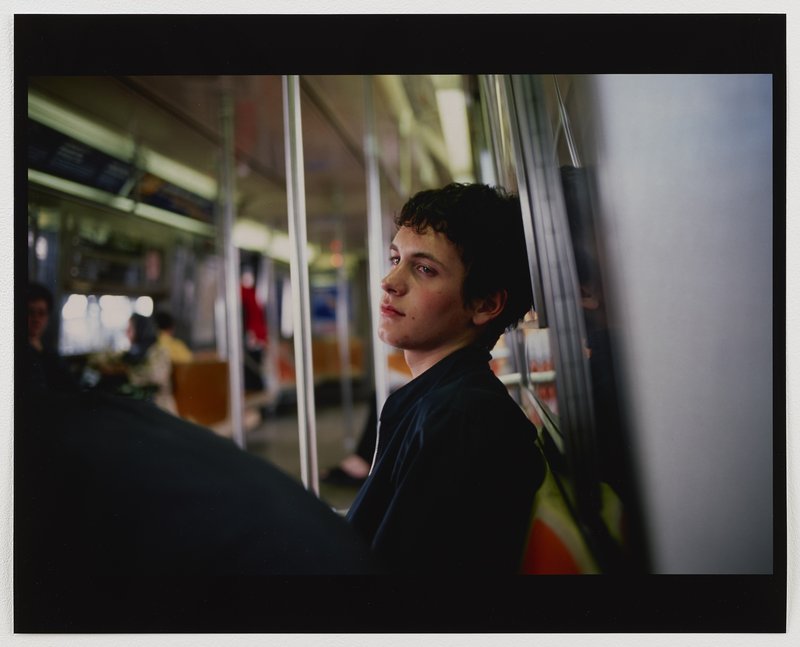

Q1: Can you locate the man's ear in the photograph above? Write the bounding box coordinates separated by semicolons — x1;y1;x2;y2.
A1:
472;289;507;327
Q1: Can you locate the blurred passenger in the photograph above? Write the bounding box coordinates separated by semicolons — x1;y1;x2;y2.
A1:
154;310;193;364
321;393;378;487
124;313;178;414
346;183;546;573
25;282;78;393
241;268;268;392
91;313;177;415
125;312;159;363
323;354;412;488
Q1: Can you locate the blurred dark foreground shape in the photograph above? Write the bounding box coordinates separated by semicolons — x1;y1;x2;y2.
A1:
16;388;382;631
18;388;380;575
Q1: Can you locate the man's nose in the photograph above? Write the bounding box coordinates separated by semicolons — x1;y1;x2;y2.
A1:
381;266;405;295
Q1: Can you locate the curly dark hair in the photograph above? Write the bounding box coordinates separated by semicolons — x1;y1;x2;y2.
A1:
126;313;158;364
396;183;533;349
154;311;175;332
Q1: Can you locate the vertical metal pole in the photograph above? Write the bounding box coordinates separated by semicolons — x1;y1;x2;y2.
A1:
219;81;247;449
481;74;548;329
509;74;600;519
28;209;39;280
282;75;319;495
552;75;582;169
363;76;389;469
335;255;355;452
263;256;282;410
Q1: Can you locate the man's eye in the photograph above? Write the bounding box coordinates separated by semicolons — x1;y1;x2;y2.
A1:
417;264;434;275
389;256;400;265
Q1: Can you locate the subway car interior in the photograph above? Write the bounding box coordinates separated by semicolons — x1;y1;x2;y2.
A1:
16;32;783;632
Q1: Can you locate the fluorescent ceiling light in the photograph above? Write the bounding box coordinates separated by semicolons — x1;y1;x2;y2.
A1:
479;149;497;187
31;168;323;266
28;90;136;161
139;147;217;201
28;90;218;200
232;219;271;251
435;88;475;183
28;169;216;237
29;168;134;212
233;218;320;265
133;202;216;237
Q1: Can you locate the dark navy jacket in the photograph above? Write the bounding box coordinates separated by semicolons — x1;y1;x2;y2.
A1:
347;345;545;573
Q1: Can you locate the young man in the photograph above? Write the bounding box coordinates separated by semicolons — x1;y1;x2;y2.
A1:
347;183;546;573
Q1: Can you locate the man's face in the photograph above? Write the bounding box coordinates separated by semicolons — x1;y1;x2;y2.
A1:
27;298;49;342
378;226;479;357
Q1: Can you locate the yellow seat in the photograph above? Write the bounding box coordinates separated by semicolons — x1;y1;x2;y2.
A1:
520;437;624;574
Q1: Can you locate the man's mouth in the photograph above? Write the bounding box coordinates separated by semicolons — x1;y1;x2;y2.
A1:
380;303;404;317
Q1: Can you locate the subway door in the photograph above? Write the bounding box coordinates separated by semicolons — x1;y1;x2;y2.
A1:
573;75;773;574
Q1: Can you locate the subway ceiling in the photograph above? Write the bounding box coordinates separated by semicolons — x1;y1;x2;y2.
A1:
28;75;476;260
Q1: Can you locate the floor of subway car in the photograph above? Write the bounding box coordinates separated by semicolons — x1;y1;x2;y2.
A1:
245;400;370;513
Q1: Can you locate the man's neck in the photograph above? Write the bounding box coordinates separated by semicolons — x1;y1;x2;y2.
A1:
403;340;476;379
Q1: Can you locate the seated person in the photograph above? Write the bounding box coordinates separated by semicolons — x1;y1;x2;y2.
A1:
322;392;379;487
346;183;546;574
91;313;177;415
154;310;193;364
322;355;411;488
25;282;78;393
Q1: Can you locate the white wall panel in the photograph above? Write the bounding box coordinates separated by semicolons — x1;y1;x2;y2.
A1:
582;75;773;573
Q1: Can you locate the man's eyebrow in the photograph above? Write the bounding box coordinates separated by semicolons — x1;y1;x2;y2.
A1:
389;242;445;266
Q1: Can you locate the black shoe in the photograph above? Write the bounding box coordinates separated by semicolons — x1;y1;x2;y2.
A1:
321;467;367;488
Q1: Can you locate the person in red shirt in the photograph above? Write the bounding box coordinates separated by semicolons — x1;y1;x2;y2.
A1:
240;268;268;391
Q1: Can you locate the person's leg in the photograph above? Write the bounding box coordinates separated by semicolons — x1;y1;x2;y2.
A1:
321;393;378;486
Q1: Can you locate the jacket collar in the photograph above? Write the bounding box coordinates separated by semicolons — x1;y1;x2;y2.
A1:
381;345;491;424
